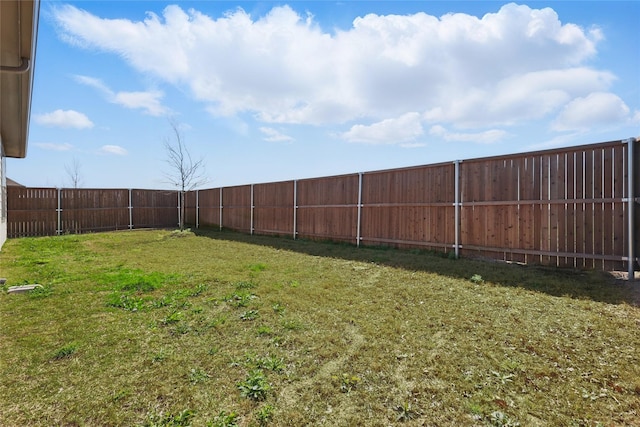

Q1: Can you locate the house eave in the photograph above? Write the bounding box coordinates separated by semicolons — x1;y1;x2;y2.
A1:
0;0;40;159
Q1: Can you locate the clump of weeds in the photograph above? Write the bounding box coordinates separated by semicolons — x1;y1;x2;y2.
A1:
238;369;271;401
207;410;238;427
51;343;78;360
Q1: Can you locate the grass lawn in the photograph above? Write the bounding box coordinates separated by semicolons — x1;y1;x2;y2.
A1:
1;228;639;426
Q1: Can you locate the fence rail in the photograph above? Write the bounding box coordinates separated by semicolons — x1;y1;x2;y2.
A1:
6;138;639;276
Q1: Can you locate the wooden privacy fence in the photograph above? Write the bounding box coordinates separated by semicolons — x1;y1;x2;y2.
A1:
185;138;639;274
6;138;639;275
7;188;179;237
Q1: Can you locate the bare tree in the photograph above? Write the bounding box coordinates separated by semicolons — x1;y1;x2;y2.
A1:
65;157;83;188
163;119;207;231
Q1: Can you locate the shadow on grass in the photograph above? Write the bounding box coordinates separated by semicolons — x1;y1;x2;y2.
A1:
192;227;639;307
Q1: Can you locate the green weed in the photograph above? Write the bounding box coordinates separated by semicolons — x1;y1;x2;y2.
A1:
52;343;78;360
234;280;256;289
161;311;184;325
271;302;285;315
28;284;53;298
256;325;273;336
238;369;271;401
249;263;267;272
223;291;255;308
107;292;147;311
470;274;485;284
188;367;210;384
240;309;259;321
256;404;275;425
207;410;238;427
142;409;195;427
394;402;421;422
334;373;360;393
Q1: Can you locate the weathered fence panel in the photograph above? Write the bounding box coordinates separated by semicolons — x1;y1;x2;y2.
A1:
7;187;57;237
131;190;178;229
7;188;178;236
60;189;129;233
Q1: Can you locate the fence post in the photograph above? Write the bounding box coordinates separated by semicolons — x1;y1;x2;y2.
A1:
128;189;133;230
196;190;199;229
356;173;363;247
293;180;297;240
454;160;460;258
56;188;61;235
628;137;636;281
250;184;254;235
219;187;223;231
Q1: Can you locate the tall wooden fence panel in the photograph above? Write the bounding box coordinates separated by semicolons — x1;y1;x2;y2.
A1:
459;142;630;270
184;191;197;227
198;188;221;229
296;174;360;242
253;181;295;236
360;163;456;250
221;185;252;233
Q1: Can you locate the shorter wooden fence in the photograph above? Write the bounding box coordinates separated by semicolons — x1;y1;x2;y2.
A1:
7;187;178;237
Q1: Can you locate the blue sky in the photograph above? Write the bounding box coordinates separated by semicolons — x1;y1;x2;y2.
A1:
8;1;640;189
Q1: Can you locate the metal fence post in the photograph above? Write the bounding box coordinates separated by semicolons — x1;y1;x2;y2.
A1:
128;189;133;230
250;184;254;235
219;187;223;231
454;160;460;258
628;137;636;281
293;180;297;240
176;191;180;228
357;173;363;247
56;188;61;235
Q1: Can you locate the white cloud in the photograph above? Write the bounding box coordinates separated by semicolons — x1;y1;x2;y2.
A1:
552;92;633;132
429;125;508;144
35;109;94;129
99;145;128;155
259;127;294;143
341;112;423;145
55;2;617;134
74;75;168;116
114;91;167;116
34;142;74;151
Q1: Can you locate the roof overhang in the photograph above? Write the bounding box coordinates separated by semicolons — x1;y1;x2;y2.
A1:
0;0;40;159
